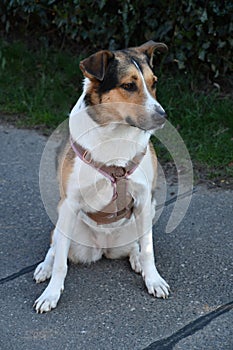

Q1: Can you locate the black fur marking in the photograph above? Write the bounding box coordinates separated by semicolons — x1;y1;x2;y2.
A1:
125;116;146;131
84;93;93;106
98;59;119;94
126;116;137;127
131;57;144;73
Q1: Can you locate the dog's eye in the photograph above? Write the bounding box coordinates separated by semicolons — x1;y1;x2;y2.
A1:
121;82;137;92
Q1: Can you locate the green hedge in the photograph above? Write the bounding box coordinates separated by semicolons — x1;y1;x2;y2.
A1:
1;0;232;76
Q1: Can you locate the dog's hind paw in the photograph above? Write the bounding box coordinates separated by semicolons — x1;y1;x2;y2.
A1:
129;253;142;274
33;262;52;283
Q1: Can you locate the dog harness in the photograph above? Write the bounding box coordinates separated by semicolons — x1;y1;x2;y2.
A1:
70;137;146;225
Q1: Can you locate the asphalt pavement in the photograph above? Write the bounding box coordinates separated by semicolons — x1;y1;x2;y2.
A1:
0;123;232;350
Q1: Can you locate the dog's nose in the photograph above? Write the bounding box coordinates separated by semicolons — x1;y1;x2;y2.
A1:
155;105;167;118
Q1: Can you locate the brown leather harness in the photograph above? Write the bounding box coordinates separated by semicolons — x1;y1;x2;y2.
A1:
70;137;146;225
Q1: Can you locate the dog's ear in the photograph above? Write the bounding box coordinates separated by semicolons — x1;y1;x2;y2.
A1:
80;50;114;81
138;40;168;67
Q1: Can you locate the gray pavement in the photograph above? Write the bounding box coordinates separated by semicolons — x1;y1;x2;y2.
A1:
0;124;232;350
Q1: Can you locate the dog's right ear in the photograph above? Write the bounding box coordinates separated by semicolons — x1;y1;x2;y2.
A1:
80;50;114;81
137;41;168;67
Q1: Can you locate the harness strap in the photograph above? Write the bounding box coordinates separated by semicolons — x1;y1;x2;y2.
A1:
86;197;134;224
70;137;146;224
70;137;146;183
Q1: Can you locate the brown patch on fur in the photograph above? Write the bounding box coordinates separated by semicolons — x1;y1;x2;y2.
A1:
149;141;158;190
82;46;164;130
57;142;76;202
84;80;102;106
141;64;158;97
50;228;54;245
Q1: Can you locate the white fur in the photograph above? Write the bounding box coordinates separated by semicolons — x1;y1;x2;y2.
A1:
34;76;170;313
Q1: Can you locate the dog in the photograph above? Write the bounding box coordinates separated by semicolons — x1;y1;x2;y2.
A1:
33;40;170;313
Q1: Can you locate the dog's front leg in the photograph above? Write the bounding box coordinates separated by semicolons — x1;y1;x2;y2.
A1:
34;200;76;313
137;199;170;299
140;230;170;298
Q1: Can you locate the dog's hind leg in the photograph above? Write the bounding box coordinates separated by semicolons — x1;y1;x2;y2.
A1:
129;242;142;274
34;244;55;283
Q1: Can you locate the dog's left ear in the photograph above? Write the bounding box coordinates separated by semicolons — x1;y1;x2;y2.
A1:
138;40;168;67
80;50;114;81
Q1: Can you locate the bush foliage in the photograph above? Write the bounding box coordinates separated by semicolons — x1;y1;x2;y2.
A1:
0;0;232;75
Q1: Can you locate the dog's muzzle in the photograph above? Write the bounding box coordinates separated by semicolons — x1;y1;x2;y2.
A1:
154;105;167;119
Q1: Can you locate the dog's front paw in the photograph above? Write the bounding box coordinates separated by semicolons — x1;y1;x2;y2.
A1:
34;262;52;283
144;273;170;299
34;286;63;313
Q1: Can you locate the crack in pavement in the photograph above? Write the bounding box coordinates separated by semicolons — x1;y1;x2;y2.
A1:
0;185;231;348
143;301;233;350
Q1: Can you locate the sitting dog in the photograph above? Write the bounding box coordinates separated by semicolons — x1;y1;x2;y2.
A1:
34;40;170;313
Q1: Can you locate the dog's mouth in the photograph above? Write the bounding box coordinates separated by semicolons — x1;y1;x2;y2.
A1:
125;113;166;131
82;102;167;132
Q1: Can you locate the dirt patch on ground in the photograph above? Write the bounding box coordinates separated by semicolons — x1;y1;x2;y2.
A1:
0;113;53;136
162;161;233;190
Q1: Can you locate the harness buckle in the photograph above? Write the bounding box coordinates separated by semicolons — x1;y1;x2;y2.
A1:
82;150;92;164
113;167;127;179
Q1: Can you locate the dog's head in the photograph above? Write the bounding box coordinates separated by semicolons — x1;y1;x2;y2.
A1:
80;40;168;131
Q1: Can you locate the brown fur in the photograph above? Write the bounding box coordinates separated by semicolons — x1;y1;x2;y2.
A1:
81;46;164;130
149;141;158;190
85;54;157;107
33;41;170;313
58;143;75;204
59;43;164;200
